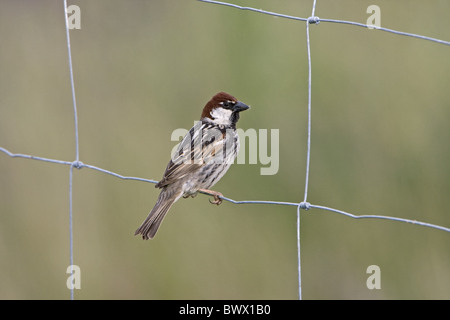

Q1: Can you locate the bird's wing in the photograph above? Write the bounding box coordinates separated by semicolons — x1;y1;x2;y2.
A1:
156;122;227;188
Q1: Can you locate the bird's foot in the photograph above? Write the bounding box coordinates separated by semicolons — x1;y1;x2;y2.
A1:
198;189;223;205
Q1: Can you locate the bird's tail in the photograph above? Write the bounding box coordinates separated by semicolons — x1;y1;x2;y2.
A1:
134;190;179;240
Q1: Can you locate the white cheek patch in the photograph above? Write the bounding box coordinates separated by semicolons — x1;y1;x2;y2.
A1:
210;107;233;126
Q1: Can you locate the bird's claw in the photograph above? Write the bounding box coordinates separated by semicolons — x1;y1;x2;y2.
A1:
209;195;222;206
197;189;223;206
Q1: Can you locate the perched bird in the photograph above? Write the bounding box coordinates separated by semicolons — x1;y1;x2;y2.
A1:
135;92;250;239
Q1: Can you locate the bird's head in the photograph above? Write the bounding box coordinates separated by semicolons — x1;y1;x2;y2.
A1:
201;92;250;127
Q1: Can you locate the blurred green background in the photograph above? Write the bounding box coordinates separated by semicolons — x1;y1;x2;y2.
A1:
0;0;449;299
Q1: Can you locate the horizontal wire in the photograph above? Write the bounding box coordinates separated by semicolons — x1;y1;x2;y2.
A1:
197;0;450;46
0;146;158;184
320;18;450;45
0;147;73;165
198;0;308;22
82;163;158;184
2;146;449;233
310;204;450;233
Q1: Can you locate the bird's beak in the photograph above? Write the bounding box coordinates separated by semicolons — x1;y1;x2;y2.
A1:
233;101;250;112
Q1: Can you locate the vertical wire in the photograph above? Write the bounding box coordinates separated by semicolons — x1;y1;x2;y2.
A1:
297;0;317;300
311;0;317;18
69;164;74;300
63;1;80;161
296;204;302;300
63;0;79;300
303;16;313;203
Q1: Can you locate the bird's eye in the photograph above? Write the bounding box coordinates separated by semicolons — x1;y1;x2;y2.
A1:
220;100;235;109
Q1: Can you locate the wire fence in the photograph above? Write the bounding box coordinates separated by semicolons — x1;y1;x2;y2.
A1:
1;0;449;300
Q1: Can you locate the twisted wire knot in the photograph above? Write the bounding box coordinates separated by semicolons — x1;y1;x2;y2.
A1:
299;201;311;210
307;16;320;24
71;160;84;169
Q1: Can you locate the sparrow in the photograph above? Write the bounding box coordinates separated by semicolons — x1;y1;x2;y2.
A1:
135;92;250;239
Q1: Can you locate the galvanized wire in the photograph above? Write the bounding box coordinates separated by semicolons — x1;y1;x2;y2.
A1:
197;0;450;46
197;0;450;300
2;145;448;234
0;0;449;300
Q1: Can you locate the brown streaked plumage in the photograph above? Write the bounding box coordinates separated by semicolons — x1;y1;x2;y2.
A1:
134;92;250;239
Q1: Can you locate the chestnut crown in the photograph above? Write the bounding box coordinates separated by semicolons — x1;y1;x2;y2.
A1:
200;92;249;125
